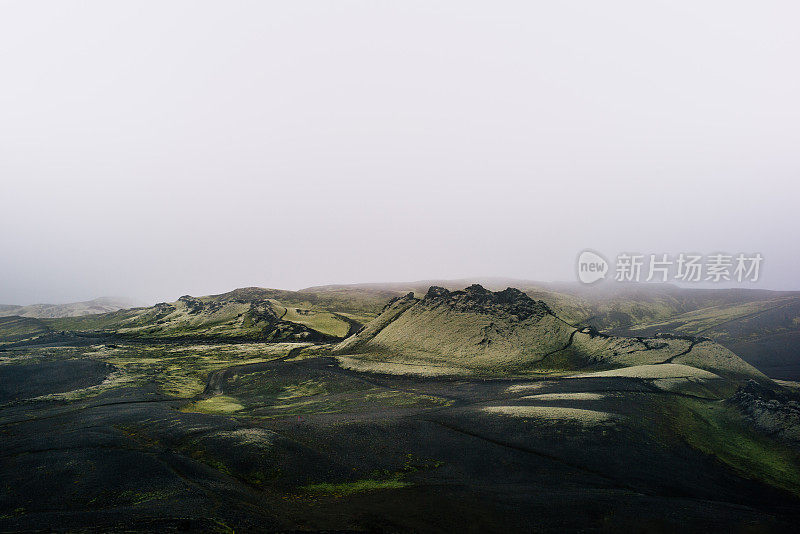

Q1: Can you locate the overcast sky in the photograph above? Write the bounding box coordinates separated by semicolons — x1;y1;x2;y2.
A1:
1;1;799;304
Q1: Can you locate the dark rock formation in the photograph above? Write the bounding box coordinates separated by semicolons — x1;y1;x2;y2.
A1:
422;284;553;321
729;380;800;445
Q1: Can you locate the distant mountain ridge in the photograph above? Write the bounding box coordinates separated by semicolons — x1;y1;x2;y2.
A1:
0;297;138;318
2;280;798;380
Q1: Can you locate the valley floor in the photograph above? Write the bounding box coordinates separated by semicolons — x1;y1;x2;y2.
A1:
2;341;800;532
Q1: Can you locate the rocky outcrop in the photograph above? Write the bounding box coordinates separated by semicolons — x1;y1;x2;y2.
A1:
110;291;340;343
729;380;800;445
421;285;553;321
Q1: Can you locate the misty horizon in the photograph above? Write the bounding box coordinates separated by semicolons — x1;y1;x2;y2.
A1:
2;1;798;305
3;4;800;532
6;275;799;308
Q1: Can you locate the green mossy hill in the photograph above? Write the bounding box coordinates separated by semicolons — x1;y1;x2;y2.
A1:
335;285;575;371
37;289;361;343
301;280;800;379
0;316;50;346
335;285;769;382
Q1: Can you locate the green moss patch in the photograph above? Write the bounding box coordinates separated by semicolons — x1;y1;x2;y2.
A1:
302;476;410;496
663;398;800;495
182;395;244;414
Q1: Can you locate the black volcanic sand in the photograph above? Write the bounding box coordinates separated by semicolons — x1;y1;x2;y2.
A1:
0;358;114;402
1;351;799;533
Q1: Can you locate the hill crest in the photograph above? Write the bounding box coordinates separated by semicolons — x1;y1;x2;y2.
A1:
335;284;767;383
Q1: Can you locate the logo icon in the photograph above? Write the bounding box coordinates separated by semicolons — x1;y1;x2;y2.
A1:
577;250;608;284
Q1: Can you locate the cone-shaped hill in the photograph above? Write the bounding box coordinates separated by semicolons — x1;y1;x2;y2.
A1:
335;284;767;382
337;285;571;367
